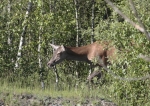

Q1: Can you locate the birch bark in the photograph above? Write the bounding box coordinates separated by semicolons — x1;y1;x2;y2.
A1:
74;0;81;89
15;2;32;69
38;29;45;89
49;0;59;89
74;0;79;47
7;0;11;46
91;0;95;43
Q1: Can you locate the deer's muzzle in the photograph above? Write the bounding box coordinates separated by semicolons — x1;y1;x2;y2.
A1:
47;61;55;67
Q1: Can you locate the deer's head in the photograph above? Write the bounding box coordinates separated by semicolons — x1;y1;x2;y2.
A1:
47;44;67;67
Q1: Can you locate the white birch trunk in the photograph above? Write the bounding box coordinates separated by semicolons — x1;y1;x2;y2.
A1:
74;0;80;89
38;32;45;89
7;0;11;45
37;0;46;89
91;0;95;44
49;0;59;89
38;35;41;70
15;2;32;69
88;0;95;77
74;0;79;47
52;39;59;89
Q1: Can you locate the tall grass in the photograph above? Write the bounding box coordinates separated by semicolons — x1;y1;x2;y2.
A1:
0;74;116;103
0;70;150;106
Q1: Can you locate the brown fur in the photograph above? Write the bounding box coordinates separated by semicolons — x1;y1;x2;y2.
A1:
47;41;117;81
65;41;116;66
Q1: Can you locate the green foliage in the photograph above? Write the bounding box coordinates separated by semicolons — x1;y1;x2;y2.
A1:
94;1;150;105
0;0;150;105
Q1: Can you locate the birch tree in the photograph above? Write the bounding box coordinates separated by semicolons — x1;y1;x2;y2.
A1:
91;0;95;43
38;23;44;89
74;0;80;47
74;0;80;89
7;0;11;46
48;0;59;89
7;0;14;73
15;2;32;69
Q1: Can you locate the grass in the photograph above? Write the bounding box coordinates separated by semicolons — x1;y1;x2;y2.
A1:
0;80;115;103
0;81;116;106
1;75;149;106
0;82;104;98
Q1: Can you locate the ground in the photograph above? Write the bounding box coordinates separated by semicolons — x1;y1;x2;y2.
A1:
0;92;117;106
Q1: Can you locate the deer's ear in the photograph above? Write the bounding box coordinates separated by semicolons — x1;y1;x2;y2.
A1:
50;44;60;50
61;45;65;51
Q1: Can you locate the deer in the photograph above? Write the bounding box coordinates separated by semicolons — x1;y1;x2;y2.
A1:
47;41;116;83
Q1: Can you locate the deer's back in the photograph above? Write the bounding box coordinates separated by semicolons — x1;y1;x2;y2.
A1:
87;41;116;65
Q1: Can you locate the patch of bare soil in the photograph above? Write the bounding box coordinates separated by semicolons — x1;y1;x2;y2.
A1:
0;92;117;106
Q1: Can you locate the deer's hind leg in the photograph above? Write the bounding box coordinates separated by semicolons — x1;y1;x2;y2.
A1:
87;62;103;89
87;68;102;83
86;65;102;90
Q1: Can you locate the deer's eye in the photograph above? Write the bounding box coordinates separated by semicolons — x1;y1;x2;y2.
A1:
57;53;61;56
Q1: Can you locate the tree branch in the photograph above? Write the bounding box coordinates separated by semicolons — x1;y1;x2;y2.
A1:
129;0;150;41
104;0;150;41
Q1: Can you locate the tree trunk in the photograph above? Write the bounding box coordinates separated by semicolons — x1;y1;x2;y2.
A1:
91;0;95;43
7;0;11;46
15;2;32;69
74;0;80;89
74;0;79;47
49;0;59;89
38;28;45;89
